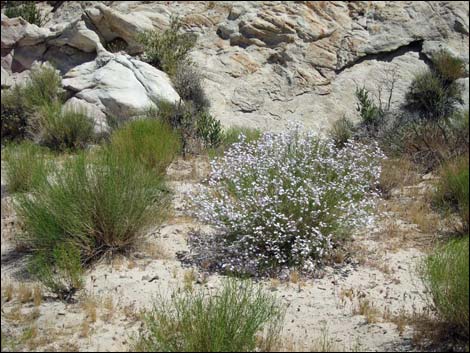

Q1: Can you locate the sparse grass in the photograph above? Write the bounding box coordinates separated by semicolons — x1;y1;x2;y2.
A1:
14;149;170;299
32;285;42;307
101;296;114;322
134;279;285;352
110;118;181;175
3;142;51;194
353;298;381;324
81;296;98;323
18;283;33;304
3;282;14;302
183;269;197;292
421;236;469;340
379;158;419;198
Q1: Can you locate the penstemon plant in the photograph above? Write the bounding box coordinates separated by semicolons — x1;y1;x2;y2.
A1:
191;123;385;276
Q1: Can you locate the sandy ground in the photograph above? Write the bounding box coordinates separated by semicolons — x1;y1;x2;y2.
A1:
1;156;433;352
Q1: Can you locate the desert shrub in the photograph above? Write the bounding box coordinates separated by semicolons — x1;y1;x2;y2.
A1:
3;141;50;193
28;243;84;301
405;51;464;122
110;119;181;175
191;123;384;275
356;86;383;128
1;86;29;141
22;64;63;109
4;1;45;26
156;100;223;154
379;157;419;198
105;37;128;53
135;279;285;352
421;236;469;339
431;49;467;84
14;149;169;298
36;103;95;151
173;63;210;111
196;111;222;148
138;16;196;76
329;116;355;147
433;155;469;230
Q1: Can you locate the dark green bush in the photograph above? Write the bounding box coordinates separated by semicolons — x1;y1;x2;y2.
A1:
110;118;181;175
4;1;45;26
15;149;169;299
1;86;29;141
137;16;196;77
37;103;95;151
135;279;285;352
3;141;50;193
421;236;469;339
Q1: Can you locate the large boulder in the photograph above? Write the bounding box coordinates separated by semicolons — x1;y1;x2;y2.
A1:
62;53;180;122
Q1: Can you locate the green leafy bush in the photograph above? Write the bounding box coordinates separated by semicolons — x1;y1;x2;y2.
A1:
138;16;196;76
37;103;95;151
196;111;222;148
434;155;469;230
4;1;45;26
15;149;169;298
421;236;469;339
135;279;285;352
355;86;383;127
110;118;181;175
3;141;50;193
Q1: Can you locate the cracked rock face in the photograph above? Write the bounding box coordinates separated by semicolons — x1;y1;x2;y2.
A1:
1;1;469;131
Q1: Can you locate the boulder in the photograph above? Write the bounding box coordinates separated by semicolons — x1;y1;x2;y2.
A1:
62;53;180;121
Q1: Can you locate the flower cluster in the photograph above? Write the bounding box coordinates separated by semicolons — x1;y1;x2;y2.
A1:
191;123;385;276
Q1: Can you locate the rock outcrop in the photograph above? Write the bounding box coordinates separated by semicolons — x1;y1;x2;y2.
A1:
1;1;468;131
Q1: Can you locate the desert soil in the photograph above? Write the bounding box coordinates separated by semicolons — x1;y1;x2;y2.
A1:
1;156;434;352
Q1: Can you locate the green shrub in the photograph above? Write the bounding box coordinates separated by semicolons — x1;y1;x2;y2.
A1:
37;103;95;151
15;149;169;298
196;111;222;148
110;118;181;175
421;236;469;339
328;116;355;147
355;86;383;127
29;243;84;301
135;279;285;352
173;63;210;111
138;16;196;76
4;1;45;26
1;86;29;141
434;155;469;230
3;141;50;193
22;64;63;109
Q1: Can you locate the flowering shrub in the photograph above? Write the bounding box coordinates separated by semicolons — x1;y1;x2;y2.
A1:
191;123;384;275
